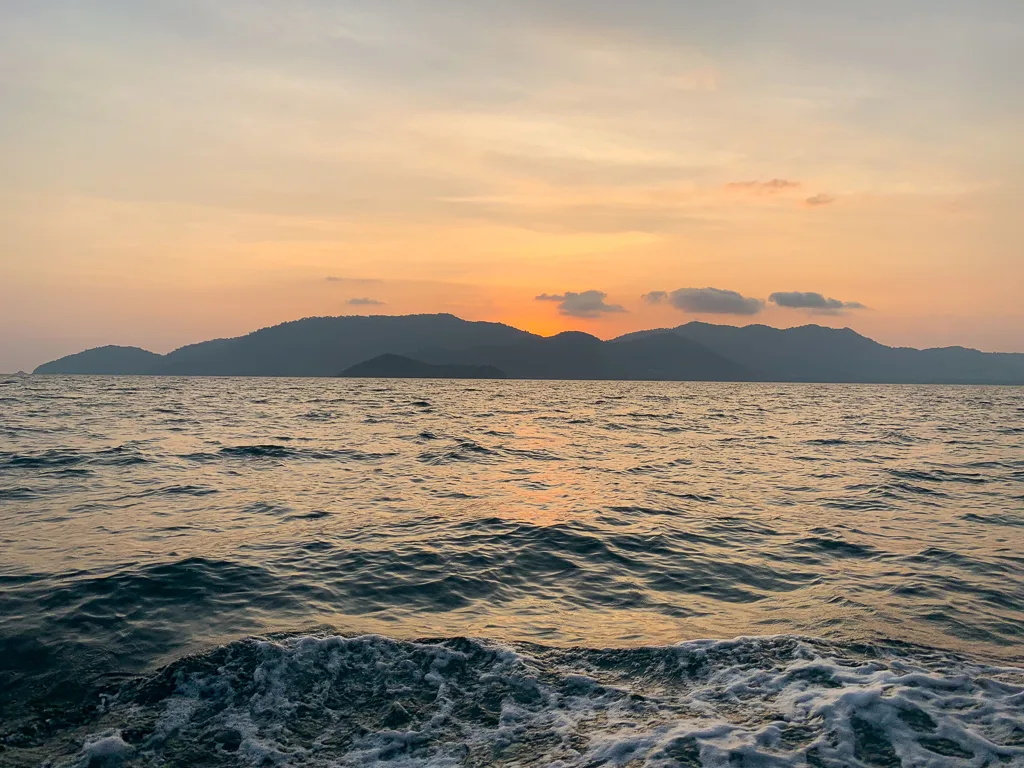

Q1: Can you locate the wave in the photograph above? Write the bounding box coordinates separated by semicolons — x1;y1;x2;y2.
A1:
417;439;499;466
961;512;1024;528
794;536;879;560
0;445;151;471
43;634;1024;767
844;480;949;500
0;486;38;500
0;449;88;469
410;434;565;465
183;445;397;462
300;409;337;421
878;430;926;444
115;484;219;500
889;468;989;485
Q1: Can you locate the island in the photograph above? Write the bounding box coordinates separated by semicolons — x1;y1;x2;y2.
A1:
30;313;1024;384
340;354;506;379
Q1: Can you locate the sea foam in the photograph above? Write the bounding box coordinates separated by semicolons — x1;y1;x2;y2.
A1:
60;634;1024;767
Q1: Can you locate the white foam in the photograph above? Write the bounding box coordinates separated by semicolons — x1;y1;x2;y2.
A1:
67;634;1024;767
76;732;133;766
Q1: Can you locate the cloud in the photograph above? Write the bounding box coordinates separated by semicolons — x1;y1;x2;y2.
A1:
726;179;801;193
346;297;386;306
769;291;865;313
648;287;764;315
805;193;836;207
535;290;626;318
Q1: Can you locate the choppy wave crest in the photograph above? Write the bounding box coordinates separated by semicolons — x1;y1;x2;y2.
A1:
47;634;1024;767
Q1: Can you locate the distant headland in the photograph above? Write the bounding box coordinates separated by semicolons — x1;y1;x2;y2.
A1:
32;314;1024;384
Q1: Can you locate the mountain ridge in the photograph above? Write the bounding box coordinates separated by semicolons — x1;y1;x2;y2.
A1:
33;314;1024;384
628;321;1024;385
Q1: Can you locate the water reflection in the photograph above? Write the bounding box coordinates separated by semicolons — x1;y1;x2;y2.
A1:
1;377;1022;671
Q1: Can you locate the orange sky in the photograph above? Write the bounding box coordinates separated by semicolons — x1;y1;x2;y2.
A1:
1;1;1022;370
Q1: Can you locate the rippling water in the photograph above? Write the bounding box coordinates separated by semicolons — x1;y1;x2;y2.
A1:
1;376;1022;766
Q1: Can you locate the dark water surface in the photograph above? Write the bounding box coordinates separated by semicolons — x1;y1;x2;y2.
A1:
1;376;1022;766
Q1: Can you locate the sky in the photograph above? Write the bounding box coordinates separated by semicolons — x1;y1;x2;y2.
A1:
1;0;1023;371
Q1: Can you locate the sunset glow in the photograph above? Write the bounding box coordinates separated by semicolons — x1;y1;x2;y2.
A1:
1;1;1022;370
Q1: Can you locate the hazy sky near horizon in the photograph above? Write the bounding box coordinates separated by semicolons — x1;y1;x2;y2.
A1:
2;1;1023;370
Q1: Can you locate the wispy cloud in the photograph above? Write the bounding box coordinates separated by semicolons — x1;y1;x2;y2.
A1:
644;287;764;315
536;290;626;318
346;297;386;306
726;179;801;193
327;277;384;284
805;193;836;207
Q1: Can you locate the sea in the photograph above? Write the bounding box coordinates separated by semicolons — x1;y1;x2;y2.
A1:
0;375;1022;767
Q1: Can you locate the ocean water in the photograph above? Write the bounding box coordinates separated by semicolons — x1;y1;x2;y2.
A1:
0;375;1022;767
